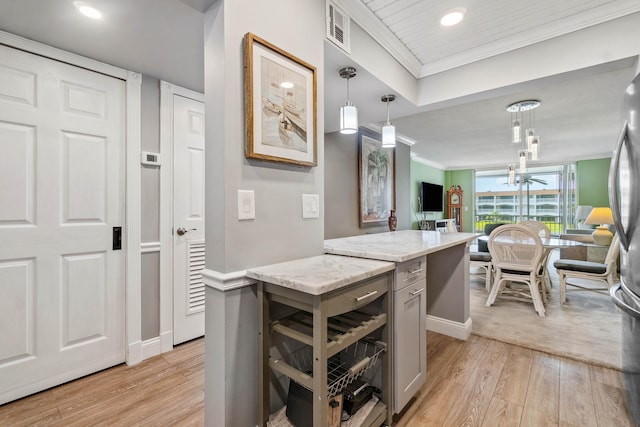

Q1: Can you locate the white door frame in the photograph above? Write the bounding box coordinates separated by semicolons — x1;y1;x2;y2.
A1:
0;30;144;365
159;81;205;352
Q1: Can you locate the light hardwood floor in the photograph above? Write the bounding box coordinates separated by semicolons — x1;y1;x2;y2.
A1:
0;332;635;426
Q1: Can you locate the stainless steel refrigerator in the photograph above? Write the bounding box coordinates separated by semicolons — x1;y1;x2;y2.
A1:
609;71;640;426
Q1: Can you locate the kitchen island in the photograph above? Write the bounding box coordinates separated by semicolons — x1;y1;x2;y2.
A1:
324;230;479;340
247;255;396;427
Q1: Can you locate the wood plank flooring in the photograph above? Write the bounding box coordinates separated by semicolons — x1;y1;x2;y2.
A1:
0;332;635;426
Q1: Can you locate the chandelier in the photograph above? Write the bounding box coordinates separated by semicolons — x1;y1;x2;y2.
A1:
507;100;541;184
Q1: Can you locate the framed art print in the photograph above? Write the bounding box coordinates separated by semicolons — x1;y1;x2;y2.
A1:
243;32;317;167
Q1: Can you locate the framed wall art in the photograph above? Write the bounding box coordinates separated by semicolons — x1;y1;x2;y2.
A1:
243;32;317;167
358;129;395;227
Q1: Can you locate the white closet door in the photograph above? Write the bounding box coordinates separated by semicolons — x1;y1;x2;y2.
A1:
0;44;125;404
172;94;205;345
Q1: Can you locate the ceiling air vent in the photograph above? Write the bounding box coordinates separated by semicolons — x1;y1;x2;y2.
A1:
327;1;351;54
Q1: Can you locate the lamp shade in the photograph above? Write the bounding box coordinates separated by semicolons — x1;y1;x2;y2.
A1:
382;124;395;147
339;104;358;134
584;207;614;245
584;207;614;225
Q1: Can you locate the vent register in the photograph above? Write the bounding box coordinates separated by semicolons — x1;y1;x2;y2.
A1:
327;1;350;53
187;240;206;313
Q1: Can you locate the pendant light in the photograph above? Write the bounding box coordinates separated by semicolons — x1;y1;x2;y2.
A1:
339;67;358;134
512;116;521;144
519;150;528;171
530;136;539;160
381;94;396;147
508;164;516;186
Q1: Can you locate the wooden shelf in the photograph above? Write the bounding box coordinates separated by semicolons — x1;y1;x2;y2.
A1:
271;310;387;358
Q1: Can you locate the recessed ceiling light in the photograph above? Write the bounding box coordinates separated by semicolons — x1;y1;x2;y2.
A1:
74;1;102;19
440;7;466;26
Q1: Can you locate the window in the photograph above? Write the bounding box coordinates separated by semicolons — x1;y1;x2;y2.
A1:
474;164;576;234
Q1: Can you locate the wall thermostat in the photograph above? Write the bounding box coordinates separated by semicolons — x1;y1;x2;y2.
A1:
141;152;162;167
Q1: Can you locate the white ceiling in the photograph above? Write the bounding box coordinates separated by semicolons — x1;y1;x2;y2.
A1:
1;0;638;171
324;0;640;170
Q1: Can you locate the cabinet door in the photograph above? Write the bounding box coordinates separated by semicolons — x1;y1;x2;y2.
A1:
393;282;426;413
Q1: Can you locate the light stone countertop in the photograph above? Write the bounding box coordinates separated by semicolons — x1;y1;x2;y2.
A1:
245;254;395;296
324;230;480;262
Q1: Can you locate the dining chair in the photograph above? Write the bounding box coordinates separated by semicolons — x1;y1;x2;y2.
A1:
486;224;547;317
470;251;493;291
519;220;551;238
553;233;620;304
520;220;553;290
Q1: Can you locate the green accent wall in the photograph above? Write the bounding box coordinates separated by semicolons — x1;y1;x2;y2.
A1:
445;169;474;232
409;159;445;228
577;158;611;208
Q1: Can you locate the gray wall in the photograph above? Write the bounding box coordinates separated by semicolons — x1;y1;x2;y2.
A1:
203;0;326;424
324;129;412;239
140;76;162;342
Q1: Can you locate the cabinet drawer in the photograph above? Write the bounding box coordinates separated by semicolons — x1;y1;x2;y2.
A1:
325;273;390;318
394;256;426;290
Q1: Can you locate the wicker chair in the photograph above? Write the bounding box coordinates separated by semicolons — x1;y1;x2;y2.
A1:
520;220;552;291
486;224;547;317
470;251;493;291
519;220;551;238
553;233;620;304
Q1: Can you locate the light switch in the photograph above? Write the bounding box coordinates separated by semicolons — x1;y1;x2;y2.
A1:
302;194;319;219
237;190;255;220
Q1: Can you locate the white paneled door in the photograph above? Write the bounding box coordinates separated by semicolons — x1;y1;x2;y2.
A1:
0;45;125;404
172;94;205;345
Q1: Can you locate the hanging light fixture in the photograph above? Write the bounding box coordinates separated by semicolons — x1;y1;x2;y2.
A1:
518;149;528;171
507;100;540;146
507;100;541;173
381;94;396;148
339;67;358;134
508;164;516;186
530;136;539;160
512;116;521;144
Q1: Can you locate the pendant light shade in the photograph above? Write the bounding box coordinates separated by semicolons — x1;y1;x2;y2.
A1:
382;123;396;147
519;150;527;171
339;67;358;134
381;94;396;148
340;105;358;134
530;136;539;160
508;164;516;186
526;128;535;149
512;119;521;143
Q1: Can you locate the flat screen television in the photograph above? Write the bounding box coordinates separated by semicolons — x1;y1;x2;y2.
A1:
420;182;444;212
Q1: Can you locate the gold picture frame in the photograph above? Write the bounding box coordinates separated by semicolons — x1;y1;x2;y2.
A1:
358;129;395;227
243;32;317;167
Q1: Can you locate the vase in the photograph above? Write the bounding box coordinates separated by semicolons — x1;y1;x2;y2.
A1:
388;210;397;231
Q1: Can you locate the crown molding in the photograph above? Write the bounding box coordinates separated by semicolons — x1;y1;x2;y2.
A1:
331;0;422;78
410;152;446;170
419;2;640;77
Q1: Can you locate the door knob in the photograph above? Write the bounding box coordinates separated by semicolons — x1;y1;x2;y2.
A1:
176;227;196;236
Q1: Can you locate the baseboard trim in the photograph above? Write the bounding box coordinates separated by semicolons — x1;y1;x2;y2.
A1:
160;330;173;353
426;315;472;341
126;340;143;366
141;337;162;360
201;268;256;292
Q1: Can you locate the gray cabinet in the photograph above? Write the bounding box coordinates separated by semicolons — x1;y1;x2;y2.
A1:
393;256;427;413
257;272;393;427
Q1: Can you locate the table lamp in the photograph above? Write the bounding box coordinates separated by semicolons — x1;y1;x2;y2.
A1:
584;207;614;245
575;205;593;229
